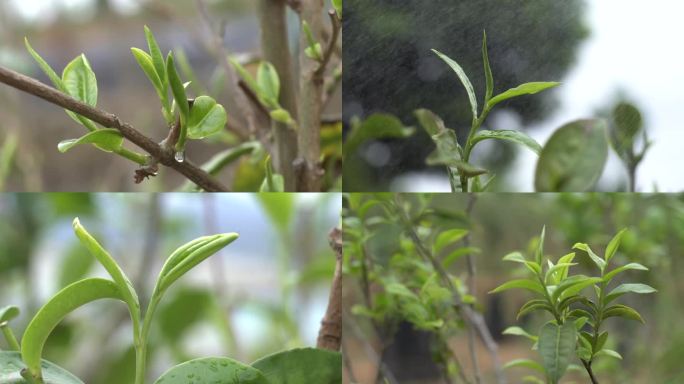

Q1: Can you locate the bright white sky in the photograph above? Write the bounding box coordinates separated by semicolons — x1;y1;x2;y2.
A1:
8;0;139;22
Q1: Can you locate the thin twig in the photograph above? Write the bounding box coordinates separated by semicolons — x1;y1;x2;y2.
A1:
394;195;505;384
0;65;229;191
317;227;342;351
463;194;481;384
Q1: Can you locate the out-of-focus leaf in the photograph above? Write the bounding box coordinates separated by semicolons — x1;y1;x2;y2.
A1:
0;351;84;384
489;279;544;295
256;61;280;109
58;242;94;288
612;102;642;151
158;288;212;343
343;114;414;158
535;119;609;192
259;156;285;192
504;358;544;372
0;306;19;323
251;348;342;384
153;357;269;384
472;130;542;155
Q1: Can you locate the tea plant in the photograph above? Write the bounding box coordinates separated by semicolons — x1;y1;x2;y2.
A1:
491;227;656;384
0;218;341;384
0;0;342;192
344;193;503;383
609;102;651;192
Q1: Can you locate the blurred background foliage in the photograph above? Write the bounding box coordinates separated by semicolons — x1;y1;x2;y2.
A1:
343;193;684;383
0;0;342;191
0;192;341;382
343;0;587;191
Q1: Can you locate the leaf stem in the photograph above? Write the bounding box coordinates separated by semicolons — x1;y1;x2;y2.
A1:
0;324;20;351
135;293;162;384
581;359;599;384
115;147;149;165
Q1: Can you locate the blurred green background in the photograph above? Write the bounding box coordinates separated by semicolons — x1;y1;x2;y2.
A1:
343;193;684;383
0;192;340;382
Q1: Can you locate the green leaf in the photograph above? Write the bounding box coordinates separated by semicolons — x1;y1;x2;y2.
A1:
535;119;609;192
130;48;163;97
595;348;623;360
472;130;542;155
229;57;260;97
552;276;602;302
144;26;166;88
503;326;537;342
57;129;123;154
433;228;468;255
72;218;140;330
432;49;478;121
343;114;414;158
259;155;285;192
603;262;648;282
0;351;84;384
538;321;576;384
186;95;227;139
155;232;239;294
441;247;480;268
535;226;546;265
517;299;554;319
62;54;97;107
251;348;342;384
487;82;560;109
415;109;451;137
482;30;494;104
603;304;645;323
256;61;280;108
270;108;294;125
21;278;124;380
302;21;322;61
153;357;269;384
166;53;189;148
0;306;19;324
545;263;577;285
24;38;63;90
605;283;656;304
612;102;642;151
573;243;606;272
503;358;544;372
490;279;545;295
604;228;627;264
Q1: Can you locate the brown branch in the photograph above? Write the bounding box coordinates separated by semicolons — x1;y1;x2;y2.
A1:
317;227;342;351
0;65;229;192
315;10;341;78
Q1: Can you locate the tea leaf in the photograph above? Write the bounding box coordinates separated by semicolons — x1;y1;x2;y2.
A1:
595;348;623;360
57;129;124;154
302;21;322;61
251;348;342;384
573;243;606;272
535;226;545;265
538;321;576;384
552;276;602;302
166;54;188;123
487;82;560;109
130;48;163;96
62;55;97;107
187;96;227;139
603;262;648;283
24;38;63;90
482;31;494;104
256;61;280;108
472;130;542;155
0;306;19;323
504;358;544;372
343;114;414;158
535;119;609;192
432;49;478;121
490;279;545;295
259;155;284;192
153;357;269;384
144;26;166;88
21;278;124;379
503;326;538;342
603;304;645;323
517;300;553;319
612;102;642;151
0;351;84;384
433;228;468;255
604;283;656;304
604;228;627;264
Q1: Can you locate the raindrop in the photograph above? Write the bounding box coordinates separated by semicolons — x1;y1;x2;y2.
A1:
174;151;185;163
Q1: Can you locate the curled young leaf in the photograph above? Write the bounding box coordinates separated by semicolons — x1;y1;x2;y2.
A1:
62;55;98;107
343;114;414;158
251;348;342;384
0;306;19;324
604;228;627;264
256;61;281;108
482;30;494;104
131;48;164;97
259;155;285;192
187;96;227;139
144;26;166;88
153;357;269;384
57;129;124;154
166;53;189;149
21;278;124;380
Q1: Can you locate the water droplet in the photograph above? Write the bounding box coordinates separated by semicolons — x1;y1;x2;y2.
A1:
174;151;185;163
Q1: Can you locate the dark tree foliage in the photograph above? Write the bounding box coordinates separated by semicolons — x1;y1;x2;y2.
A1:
343;0;588;189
